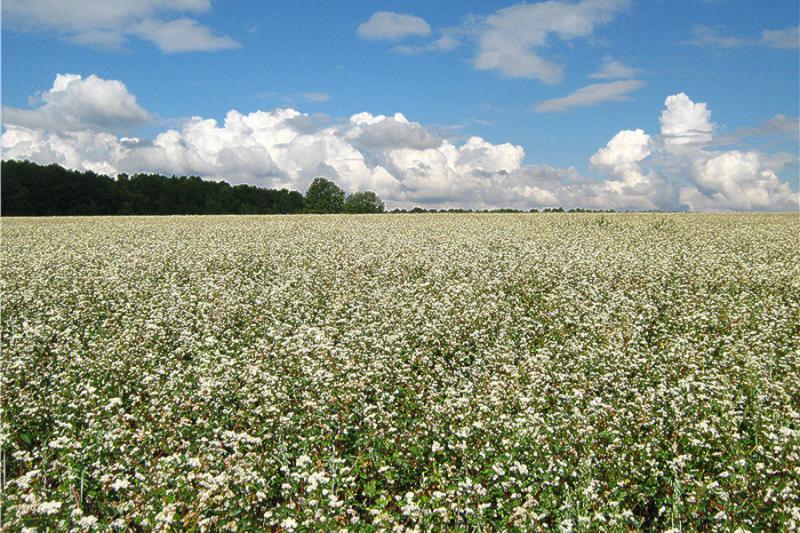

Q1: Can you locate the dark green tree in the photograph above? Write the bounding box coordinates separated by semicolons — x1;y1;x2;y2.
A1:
1;160;309;216
343;191;385;214
305;177;345;213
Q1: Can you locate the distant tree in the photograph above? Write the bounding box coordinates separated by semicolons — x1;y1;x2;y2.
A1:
490;208;523;213
344;191;384;214
1;160;309;216
305;177;345;213
1;160;121;216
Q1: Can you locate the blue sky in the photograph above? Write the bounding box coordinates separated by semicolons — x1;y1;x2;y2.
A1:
2;0;798;210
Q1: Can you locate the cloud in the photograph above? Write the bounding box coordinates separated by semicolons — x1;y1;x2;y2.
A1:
630;93;795;211
682;25;749;48
0;78;547;209
2;0;239;53
761;27;800;49
2;74;796;211
659;92;714;150
588;56;640;79
2;0;211;30
357;12;431;41
591;129;651;179
667;96;797;211
258;92;332;105
348;112;443;151
716;115;800;145
533;80;644;112
584;128;681;210
299;92;331;103
680;151;797;210
66;29;127;49
359;1;630;84
2;73;151;131
130;18;240;53
569;93;797;211
684;25;800;49
470;0;630;83
392;36;460;56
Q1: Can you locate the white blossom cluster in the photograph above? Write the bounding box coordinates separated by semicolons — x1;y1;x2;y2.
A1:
2;213;799;531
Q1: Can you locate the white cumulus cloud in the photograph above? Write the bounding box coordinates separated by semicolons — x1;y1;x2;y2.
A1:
590;128;651;184
659;93;714;150
2;75;796;212
348;112;443;151
589;93;798;211
681;151;797;210
584;128;679;210
2;74;151;131
357;12;431;41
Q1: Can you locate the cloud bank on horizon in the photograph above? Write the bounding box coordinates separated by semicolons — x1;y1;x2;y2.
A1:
2;73;797;211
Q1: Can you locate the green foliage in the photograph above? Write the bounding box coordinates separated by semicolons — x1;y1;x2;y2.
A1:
304;177;345;214
344;191;385;214
1;160;306;216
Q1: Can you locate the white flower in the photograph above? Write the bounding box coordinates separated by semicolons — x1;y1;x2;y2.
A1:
281;518;298;530
512;461;529;475
78;515;99;529
37;500;62;515
106;397;123;409
111;478;130;491
306;471;329;491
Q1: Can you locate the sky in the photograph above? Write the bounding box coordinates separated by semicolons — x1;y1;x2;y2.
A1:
2;0;798;210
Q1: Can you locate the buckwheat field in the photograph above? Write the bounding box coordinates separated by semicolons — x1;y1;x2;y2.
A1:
1;214;799;531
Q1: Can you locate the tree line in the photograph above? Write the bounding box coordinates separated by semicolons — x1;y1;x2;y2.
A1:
1;159;619;216
0;160;384;216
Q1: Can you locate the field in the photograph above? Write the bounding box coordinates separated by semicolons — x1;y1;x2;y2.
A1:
1;213;799;531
